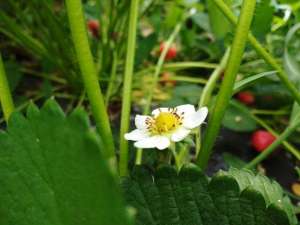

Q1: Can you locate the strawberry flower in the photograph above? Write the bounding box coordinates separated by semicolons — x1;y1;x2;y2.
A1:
125;104;208;150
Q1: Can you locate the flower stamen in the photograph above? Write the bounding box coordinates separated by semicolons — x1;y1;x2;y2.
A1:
147;109;184;135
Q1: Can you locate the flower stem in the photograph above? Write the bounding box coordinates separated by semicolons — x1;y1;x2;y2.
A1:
196;0;256;169
170;143;180;170
65;0;115;161
195;48;230;156
135;22;182;165
245;114;300;169
135;149;143;165
212;0;300;106
119;0;140;176
198;48;230;108
0;53;14;122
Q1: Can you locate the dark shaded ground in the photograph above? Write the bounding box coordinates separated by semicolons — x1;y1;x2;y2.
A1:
208;128;300;212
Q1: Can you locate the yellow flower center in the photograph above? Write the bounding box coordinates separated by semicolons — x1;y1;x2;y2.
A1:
146;109;183;135
155;112;179;132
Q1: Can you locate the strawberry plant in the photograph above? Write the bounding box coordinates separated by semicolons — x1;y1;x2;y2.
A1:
0;0;299;224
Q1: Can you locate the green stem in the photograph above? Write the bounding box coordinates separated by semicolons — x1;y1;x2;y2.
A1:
251;109;289;116
250;113;300;160
21;68;67;84
196;0;256;169
105;52;118;105
170;143;180;170
135;148;143;165
195;48;230;155
0;54;14;122
245;115;300;169
119;0;140;176
65;0;115;161
169;75;207;84
177;144;189;169
136;61;217;77
160;62;217;70
212;0;300;106
198;48;230;107
135;22;182;165
75;91;86;109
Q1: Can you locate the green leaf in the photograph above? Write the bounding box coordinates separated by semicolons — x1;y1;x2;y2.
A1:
164;2;183;29
227;168;297;225
206;0;232;39
222;152;247;169
0;99;131;225
122;164;297;225
222;100;257;132
284;23;300;131
285;24;300;127
191;12;210;32
284;23;300;83
251;0;274;40
233;71;277;94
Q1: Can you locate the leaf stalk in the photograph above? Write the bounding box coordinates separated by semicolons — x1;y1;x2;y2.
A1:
65;0;115;161
0;53;14;122
197;0;257;169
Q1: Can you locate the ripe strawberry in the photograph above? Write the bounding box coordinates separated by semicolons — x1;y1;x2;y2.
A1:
159;42;177;60
251;130;276;152
87;19;100;38
237;91;255;105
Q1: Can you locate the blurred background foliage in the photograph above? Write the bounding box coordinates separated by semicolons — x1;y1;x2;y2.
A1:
0;0;300;151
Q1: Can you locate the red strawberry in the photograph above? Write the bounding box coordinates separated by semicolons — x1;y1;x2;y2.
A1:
159;42;177;60
237;91;255;105
87;19;100;38
251;130;276;152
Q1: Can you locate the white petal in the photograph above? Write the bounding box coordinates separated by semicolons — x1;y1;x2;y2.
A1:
171;127;191;142
124;129;149;141
134;135;170;150
155;136;171;150
135;115;151;130
151;107;169;117
175;104;196;116
183;107;208;129
134;136;158;149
